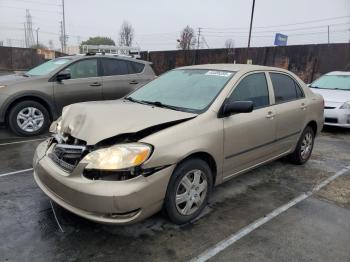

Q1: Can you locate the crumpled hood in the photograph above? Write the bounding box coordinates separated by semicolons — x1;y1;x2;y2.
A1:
60;100;197;145
310;87;350;103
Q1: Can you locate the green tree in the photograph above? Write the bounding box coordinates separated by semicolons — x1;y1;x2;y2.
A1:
81;36;115;46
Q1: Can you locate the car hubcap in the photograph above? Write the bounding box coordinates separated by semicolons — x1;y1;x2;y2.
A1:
300;132;313;160
175;169;208;216
16;107;44;132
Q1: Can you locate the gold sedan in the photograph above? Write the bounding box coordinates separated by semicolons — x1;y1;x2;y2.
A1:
33;64;324;224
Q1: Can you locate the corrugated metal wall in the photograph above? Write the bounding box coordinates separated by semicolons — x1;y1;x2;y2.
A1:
141;43;350;83
0;47;65;72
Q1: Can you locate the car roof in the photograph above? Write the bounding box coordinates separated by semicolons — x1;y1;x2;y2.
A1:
177;63;291;73
57;54;151;64
325;71;350;76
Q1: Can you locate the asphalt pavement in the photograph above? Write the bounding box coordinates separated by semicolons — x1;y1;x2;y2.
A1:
0;126;349;262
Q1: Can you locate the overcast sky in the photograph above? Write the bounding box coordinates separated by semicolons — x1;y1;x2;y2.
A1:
0;0;349;51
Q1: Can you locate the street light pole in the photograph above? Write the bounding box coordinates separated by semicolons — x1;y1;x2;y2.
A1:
247;0;256;48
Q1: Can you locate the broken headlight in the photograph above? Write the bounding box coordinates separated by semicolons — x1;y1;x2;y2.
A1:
81;143;152;171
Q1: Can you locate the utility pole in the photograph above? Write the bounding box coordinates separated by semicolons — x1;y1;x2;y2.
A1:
327;25;330;45
59;21;64;52
62;0;66;53
35;27;40;48
197;27;201;49
247;0;256;48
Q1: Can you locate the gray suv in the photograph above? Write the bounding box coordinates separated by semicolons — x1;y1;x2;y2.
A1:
0;54;155;136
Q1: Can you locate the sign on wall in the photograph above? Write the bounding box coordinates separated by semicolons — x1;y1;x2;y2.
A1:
274;33;288;46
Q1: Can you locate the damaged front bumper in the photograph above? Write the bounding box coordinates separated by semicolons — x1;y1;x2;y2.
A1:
33;140;175;224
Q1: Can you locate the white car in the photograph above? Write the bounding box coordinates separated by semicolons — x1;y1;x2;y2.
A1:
310;71;350;128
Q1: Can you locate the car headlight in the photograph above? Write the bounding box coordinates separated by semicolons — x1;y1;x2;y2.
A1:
49;118;62;133
340;101;350;109
81;143;152;170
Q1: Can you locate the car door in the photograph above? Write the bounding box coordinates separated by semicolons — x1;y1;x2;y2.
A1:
53;58;102;112
223;72;277;180
268;72;308;154
101;58;146;100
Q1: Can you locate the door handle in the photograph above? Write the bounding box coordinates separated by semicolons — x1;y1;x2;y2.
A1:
90;82;101;87
266;111;276;119
300;103;307;110
129;80;139;85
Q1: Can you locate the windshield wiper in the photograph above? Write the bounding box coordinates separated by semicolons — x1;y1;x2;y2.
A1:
140;100;182;111
124;97;145;104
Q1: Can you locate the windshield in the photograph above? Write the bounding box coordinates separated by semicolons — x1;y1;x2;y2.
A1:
26;58;71;76
310;75;350;91
127;69;235;113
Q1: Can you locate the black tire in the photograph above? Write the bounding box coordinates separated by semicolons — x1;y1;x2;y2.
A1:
289;126;315;165
8;100;50;136
164;158;213;224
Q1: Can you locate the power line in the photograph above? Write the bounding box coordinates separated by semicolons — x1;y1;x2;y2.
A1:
2;0;61;6
202;15;350;30
0;5;62;14
202;22;350;34
203;29;348;39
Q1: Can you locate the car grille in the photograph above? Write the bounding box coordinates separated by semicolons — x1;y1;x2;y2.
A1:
49;143;87;172
324;106;336;109
325;117;338;123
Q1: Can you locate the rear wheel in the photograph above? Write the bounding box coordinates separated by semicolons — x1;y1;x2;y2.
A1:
8;100;50;136
289;126;315;165
164;158;213;224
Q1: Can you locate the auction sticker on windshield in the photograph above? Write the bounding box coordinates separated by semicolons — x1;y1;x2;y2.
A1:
205;71;232;77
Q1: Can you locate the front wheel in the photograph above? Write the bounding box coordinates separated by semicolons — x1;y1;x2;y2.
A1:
164;158;213;224
8;100;50;136
289;126;315;165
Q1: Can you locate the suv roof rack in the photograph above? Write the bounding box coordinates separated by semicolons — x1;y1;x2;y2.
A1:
81;45;141;58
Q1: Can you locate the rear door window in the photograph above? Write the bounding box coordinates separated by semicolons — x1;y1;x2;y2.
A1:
229;72;270;109
295;82;305;98
102;59;129;76
270;73;302;103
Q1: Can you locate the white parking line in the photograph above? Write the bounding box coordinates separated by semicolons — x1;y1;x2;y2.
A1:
0;168;33;178
0;138;46;147
191;166;350;262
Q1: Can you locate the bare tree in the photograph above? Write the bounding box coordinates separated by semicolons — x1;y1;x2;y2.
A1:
225;39;235;63
225;39;234;49
119;21;134;47
177;26;196;50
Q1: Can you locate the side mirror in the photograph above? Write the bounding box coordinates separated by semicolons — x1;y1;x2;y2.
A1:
56;70;71;81
221;101;254;117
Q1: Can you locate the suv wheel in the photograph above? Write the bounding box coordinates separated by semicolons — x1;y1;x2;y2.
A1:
289;126;315;165
8;100;50;136
164;158;213;224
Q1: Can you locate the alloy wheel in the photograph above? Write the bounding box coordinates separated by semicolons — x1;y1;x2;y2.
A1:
16;107;44;133
175;169;208;216
300;131;313;160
